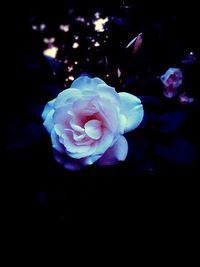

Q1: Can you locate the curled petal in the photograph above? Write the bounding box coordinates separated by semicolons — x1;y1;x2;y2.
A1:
119;92;144;133
84;119;102;140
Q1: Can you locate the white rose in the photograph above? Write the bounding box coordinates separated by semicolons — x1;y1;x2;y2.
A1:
42;76;144;170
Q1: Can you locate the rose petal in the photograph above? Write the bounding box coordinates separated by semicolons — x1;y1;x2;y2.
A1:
69;119;85;133
94;100;119;134
62;130;96;158
53;150;84;171
54;88;81;108
70;76;106;90
41;99;55;121
94;129;114;155
96;135;128;166
51;128;66;153
53;105;72;126
82;154;102;165
84;119;102;140
95;84;121;106
119;92;144;133
118;114;127;134
43;109;55;133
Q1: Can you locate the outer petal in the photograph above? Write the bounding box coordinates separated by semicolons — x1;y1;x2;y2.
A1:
41;99;55;121
54;88;81;108
43;109;55;133
51;128;66;153
96;135;128;166
119;92;144;133
95;84;121;106
53;150;84;171
70;76;106;90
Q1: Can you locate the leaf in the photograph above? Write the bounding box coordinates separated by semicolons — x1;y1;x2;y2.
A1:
155;136;195;165
156;110;187;133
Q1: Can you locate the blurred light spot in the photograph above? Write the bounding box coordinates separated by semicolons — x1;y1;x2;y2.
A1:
87;22;90;26
190;51;193;55
68;66;73;72
43;46;58;58
72;42;79;48
32;25;37;31
94;41;100;47
40;24;46;31
74;61;78;65
59;24;69;32
91;38;95;42
94;12;101;19
74;35;79;40
117;68;121;78
64;59;68;64
43;37;55;44
93;17;108;32
68;76;74;81
75;16;85;23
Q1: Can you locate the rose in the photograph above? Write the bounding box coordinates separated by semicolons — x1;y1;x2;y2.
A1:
160;67;183;98
42;76;144;170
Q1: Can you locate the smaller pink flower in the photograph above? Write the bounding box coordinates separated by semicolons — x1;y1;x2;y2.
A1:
178;92;194;105
160;67;183;98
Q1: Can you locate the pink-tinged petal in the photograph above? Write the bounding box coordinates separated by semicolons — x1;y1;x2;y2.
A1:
65;128;86;142
62;130;98;159
41;99;55;121
70;76;106;90
96;135;128;166
43;109;55;133
95;84;121;105
53;105;72;126
119;92;144;133
84;119;102;140
51;128;66;153
69;119;85;133
54;88;81;108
